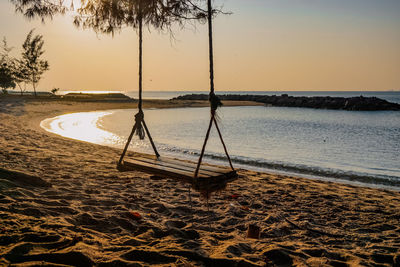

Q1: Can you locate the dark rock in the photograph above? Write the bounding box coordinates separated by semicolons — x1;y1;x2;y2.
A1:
172;94;400;111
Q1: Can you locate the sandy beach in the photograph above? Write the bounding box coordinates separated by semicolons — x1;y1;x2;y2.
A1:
1;97;399;266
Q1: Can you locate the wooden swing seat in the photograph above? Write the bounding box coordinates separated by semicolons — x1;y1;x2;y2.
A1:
118;153;237;190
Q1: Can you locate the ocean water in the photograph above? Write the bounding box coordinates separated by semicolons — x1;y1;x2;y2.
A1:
41;91;400;190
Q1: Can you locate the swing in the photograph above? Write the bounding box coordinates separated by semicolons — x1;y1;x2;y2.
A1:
117;0;238;190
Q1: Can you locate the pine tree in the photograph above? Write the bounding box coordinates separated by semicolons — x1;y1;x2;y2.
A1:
20;30;49;96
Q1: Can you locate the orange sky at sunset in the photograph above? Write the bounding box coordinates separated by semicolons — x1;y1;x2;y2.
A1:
1;0;399;92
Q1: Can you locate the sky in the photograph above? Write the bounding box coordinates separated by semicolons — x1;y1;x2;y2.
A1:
0;0;399;92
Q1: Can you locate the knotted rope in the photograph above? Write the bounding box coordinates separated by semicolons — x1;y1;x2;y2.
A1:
209;92;222;112
133;110;145;140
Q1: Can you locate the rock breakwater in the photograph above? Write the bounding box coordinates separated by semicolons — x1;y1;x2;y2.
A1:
173;94;400;111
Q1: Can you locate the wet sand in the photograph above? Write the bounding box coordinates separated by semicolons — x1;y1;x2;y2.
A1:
0;97;399;266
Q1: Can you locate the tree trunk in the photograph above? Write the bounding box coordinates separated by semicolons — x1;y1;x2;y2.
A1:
32;75;37;97
17;83;23;96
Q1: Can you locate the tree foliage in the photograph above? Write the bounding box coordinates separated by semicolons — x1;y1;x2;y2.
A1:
20;30;49;96
0;37;32;95
10;0;67;21
9;0;218;33
13;59;30;95
0;38;16;92
0;64;16;92
73;0;208;35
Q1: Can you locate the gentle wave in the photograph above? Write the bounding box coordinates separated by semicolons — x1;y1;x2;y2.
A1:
156;143;400;188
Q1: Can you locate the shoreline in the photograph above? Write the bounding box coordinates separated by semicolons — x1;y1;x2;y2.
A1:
1;97;399;266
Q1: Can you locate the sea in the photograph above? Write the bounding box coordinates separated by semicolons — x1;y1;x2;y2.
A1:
42;91;400;190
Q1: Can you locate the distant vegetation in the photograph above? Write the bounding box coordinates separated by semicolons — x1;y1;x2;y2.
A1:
63;93;132;101
0;89;134;102
0;30;49;96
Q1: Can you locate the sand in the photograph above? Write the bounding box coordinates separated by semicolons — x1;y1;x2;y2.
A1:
0;97;399;266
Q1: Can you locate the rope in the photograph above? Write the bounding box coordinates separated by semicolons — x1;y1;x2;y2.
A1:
118;7;160;166
118;121;137;167
207;0;214;95
194;112;214;178
194;0;235;177
138;9;143;111
209;92;222;112
142;119;160;158
213;116;234;170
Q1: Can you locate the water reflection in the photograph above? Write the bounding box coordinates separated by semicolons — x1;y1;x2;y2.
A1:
40;111;121;145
